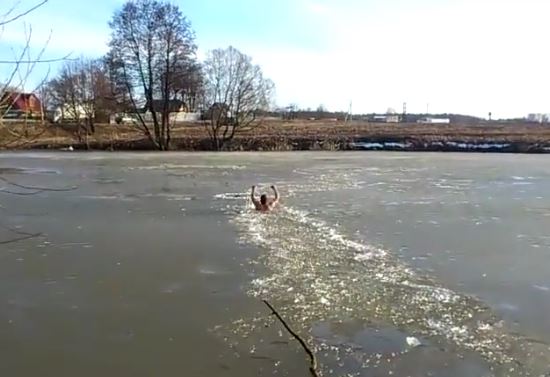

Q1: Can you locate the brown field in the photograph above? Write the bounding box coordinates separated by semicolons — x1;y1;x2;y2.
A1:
1;119;550;151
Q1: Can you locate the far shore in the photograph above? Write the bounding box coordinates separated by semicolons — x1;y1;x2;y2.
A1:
2;120;550;153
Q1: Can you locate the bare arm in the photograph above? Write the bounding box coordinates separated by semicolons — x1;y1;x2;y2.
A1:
251;186;261;209
271;185;280;205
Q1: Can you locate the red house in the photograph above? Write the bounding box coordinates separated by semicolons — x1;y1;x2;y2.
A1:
0;92;42;117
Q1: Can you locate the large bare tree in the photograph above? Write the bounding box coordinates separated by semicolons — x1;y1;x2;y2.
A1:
203;46;274;151
47;57;114;147
108;0;197;150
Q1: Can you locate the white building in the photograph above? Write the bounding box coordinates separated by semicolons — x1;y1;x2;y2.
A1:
372;114;400;123
417;117;450;124
53;104;93;123
109;111;200;125
527;113;550;123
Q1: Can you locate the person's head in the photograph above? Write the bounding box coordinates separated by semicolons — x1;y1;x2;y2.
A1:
260;194;268;205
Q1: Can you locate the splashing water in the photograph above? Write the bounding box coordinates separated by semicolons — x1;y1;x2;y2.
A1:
218;170;550;376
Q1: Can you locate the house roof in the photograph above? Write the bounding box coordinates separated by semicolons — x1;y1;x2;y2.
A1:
146;99;186;113
0;92;42;112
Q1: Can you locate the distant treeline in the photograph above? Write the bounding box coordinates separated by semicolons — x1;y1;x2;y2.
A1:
262;109;546;125
263;109;485;123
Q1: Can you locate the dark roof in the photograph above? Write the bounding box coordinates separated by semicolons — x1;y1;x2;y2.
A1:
146;99;185;113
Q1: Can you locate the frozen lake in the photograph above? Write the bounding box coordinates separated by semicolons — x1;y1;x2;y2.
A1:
1;151;549;376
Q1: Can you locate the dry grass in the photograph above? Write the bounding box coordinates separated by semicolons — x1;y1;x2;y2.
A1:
2;119;550;149
243;120;550;143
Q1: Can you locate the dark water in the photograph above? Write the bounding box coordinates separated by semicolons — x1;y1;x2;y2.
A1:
1;152;549;377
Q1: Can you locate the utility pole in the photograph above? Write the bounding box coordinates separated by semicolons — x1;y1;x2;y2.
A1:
345;100;353;124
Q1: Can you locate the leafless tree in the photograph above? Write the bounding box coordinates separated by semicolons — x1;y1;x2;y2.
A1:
108;0;198;150
36;83;53;117
47;57;115;147
172;61;203;112
0;25;51;145
203;46;274;151
104;52;133;114
0;0;70;148
282;103;298;120
316;104;327;119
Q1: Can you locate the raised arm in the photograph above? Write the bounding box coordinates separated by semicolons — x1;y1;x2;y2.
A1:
271;185;280;204
251;186;261;209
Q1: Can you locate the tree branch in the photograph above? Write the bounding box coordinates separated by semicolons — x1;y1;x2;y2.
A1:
0;0;48;26
0;222;41;237
0;54;73;64
0;189;43;195
0;233;42;245
262;300;319;377
1;1;22;21
0;176;77;192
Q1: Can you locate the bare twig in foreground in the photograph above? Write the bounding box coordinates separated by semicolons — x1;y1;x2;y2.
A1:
0;54;73;64
262;300;319;377
0;188;44;195
0;233;42;245
0;224;42;245
0;223;43;245
0;176;78;192
0;0;48;26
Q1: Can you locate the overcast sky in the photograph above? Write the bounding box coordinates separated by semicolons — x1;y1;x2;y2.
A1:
1;0;549;118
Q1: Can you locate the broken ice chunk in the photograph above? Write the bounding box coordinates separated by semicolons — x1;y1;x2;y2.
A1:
406;336;422;348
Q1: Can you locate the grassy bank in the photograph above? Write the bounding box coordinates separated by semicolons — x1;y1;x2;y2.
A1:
2;120;550;153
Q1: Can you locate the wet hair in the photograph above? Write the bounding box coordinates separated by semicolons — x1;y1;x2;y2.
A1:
260;194;268;205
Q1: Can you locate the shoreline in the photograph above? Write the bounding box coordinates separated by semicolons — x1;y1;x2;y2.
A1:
3;120;550;153
24;137;550;153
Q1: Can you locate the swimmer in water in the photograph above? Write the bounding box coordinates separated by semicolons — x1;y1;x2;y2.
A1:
251;185;280;212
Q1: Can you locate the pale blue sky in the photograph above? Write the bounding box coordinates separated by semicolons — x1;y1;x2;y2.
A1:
1;0;549;118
